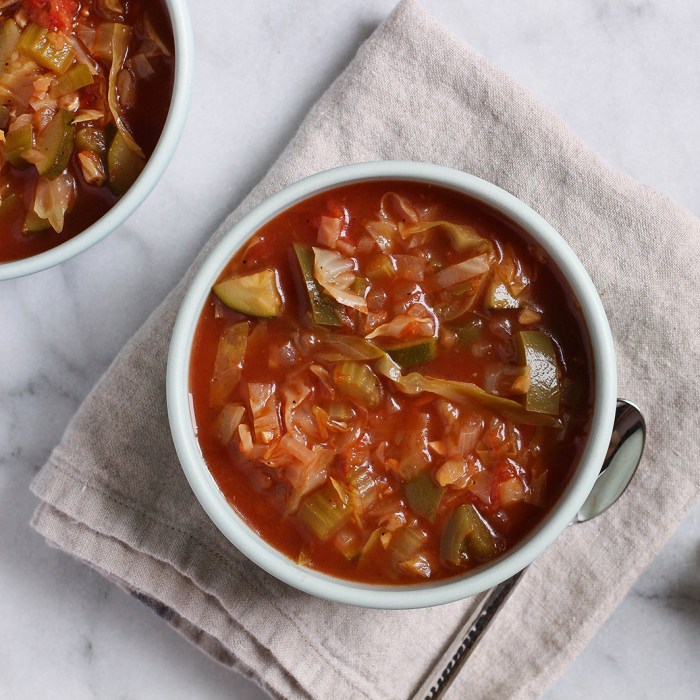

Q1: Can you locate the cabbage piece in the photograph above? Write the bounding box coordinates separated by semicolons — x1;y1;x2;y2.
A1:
107;23;144;157
400;220;493;254
433;254;491;289
314;332;385;362
374;354;560;427
33;171;75;232
312;246;367;313
365;314;434;340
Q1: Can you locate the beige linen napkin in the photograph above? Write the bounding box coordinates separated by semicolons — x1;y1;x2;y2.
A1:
31;1;700;698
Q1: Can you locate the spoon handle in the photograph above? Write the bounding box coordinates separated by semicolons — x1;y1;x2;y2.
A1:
410;569;524;700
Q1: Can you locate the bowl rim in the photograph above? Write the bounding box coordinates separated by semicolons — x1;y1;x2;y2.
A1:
167;160;617;609
0;0;194;282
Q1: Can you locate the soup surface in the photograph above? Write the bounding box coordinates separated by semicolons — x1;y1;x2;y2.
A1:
0;0;174;263
190;181;593;584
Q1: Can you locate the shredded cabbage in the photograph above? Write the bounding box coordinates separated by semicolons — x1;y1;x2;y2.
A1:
312;246;368;313
33;171;75;232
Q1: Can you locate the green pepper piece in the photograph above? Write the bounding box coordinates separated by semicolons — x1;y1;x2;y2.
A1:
440;504;500;566
5;123;33;169
76;127;107;155
50;63;94;98
107;130;146;195
333;361;383;409
386;337;438;369
299;482;353;541
515;330;560;415
35;109;75;178
18;23;75;74
404;471;444;523
293;243;342;326
213;269;283;318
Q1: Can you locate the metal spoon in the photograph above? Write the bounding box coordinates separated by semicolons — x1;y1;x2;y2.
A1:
411;399;646;700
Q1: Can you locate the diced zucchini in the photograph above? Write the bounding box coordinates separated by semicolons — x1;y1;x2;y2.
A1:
76;127;107;155
332;361;382;409
213;269;283;318
50;64;94;98
107;130;146;195
386;337;438;369
35;110;75;178
404;471;444;523
18;23;75;74
515;330;560;415
299;482;353;540
440;504;500;566
5;123;33;169
293;243;342;326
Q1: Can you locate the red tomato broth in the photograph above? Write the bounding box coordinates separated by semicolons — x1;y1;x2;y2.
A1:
189;181;594;585
0;0;174;264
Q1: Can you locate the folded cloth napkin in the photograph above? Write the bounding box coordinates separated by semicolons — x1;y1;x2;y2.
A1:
31;1;700;698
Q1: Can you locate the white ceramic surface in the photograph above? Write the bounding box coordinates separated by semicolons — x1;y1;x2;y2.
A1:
0;0;194;281
2;0;698;698
167;160;617;609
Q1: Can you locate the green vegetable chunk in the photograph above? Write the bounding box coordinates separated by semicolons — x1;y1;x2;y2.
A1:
332;361;382;409
386;337;438;369
440;504;500;566
35;110;75;178
404;471;444;522
213;269;283;318
23;210;50;234
6;124;34;168
515;330;560;415
18;23;75;74
50;63;94;98
451;317;484;346
0;105;10;131
293;243;342;326
76;127;107;154
299;482;353;540
107;131;146;195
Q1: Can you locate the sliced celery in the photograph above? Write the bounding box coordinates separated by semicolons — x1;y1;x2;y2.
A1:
404;471;444;523
18;23;75;74
50;64;94;98
515;330;560;415
107;130;145;195
366;253;395;281
0;20;21;68
299;482;353;541
386;337;438;369
213;269;283;318
440;504;500;566
332;361;382;409
293;243;342;326
6;124;33;169
36;110;75;178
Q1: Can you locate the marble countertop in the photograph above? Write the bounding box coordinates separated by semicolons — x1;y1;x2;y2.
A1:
1;0;698;697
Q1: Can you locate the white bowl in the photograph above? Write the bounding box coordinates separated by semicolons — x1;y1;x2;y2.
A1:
167;161;617;609
0;0;194;281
